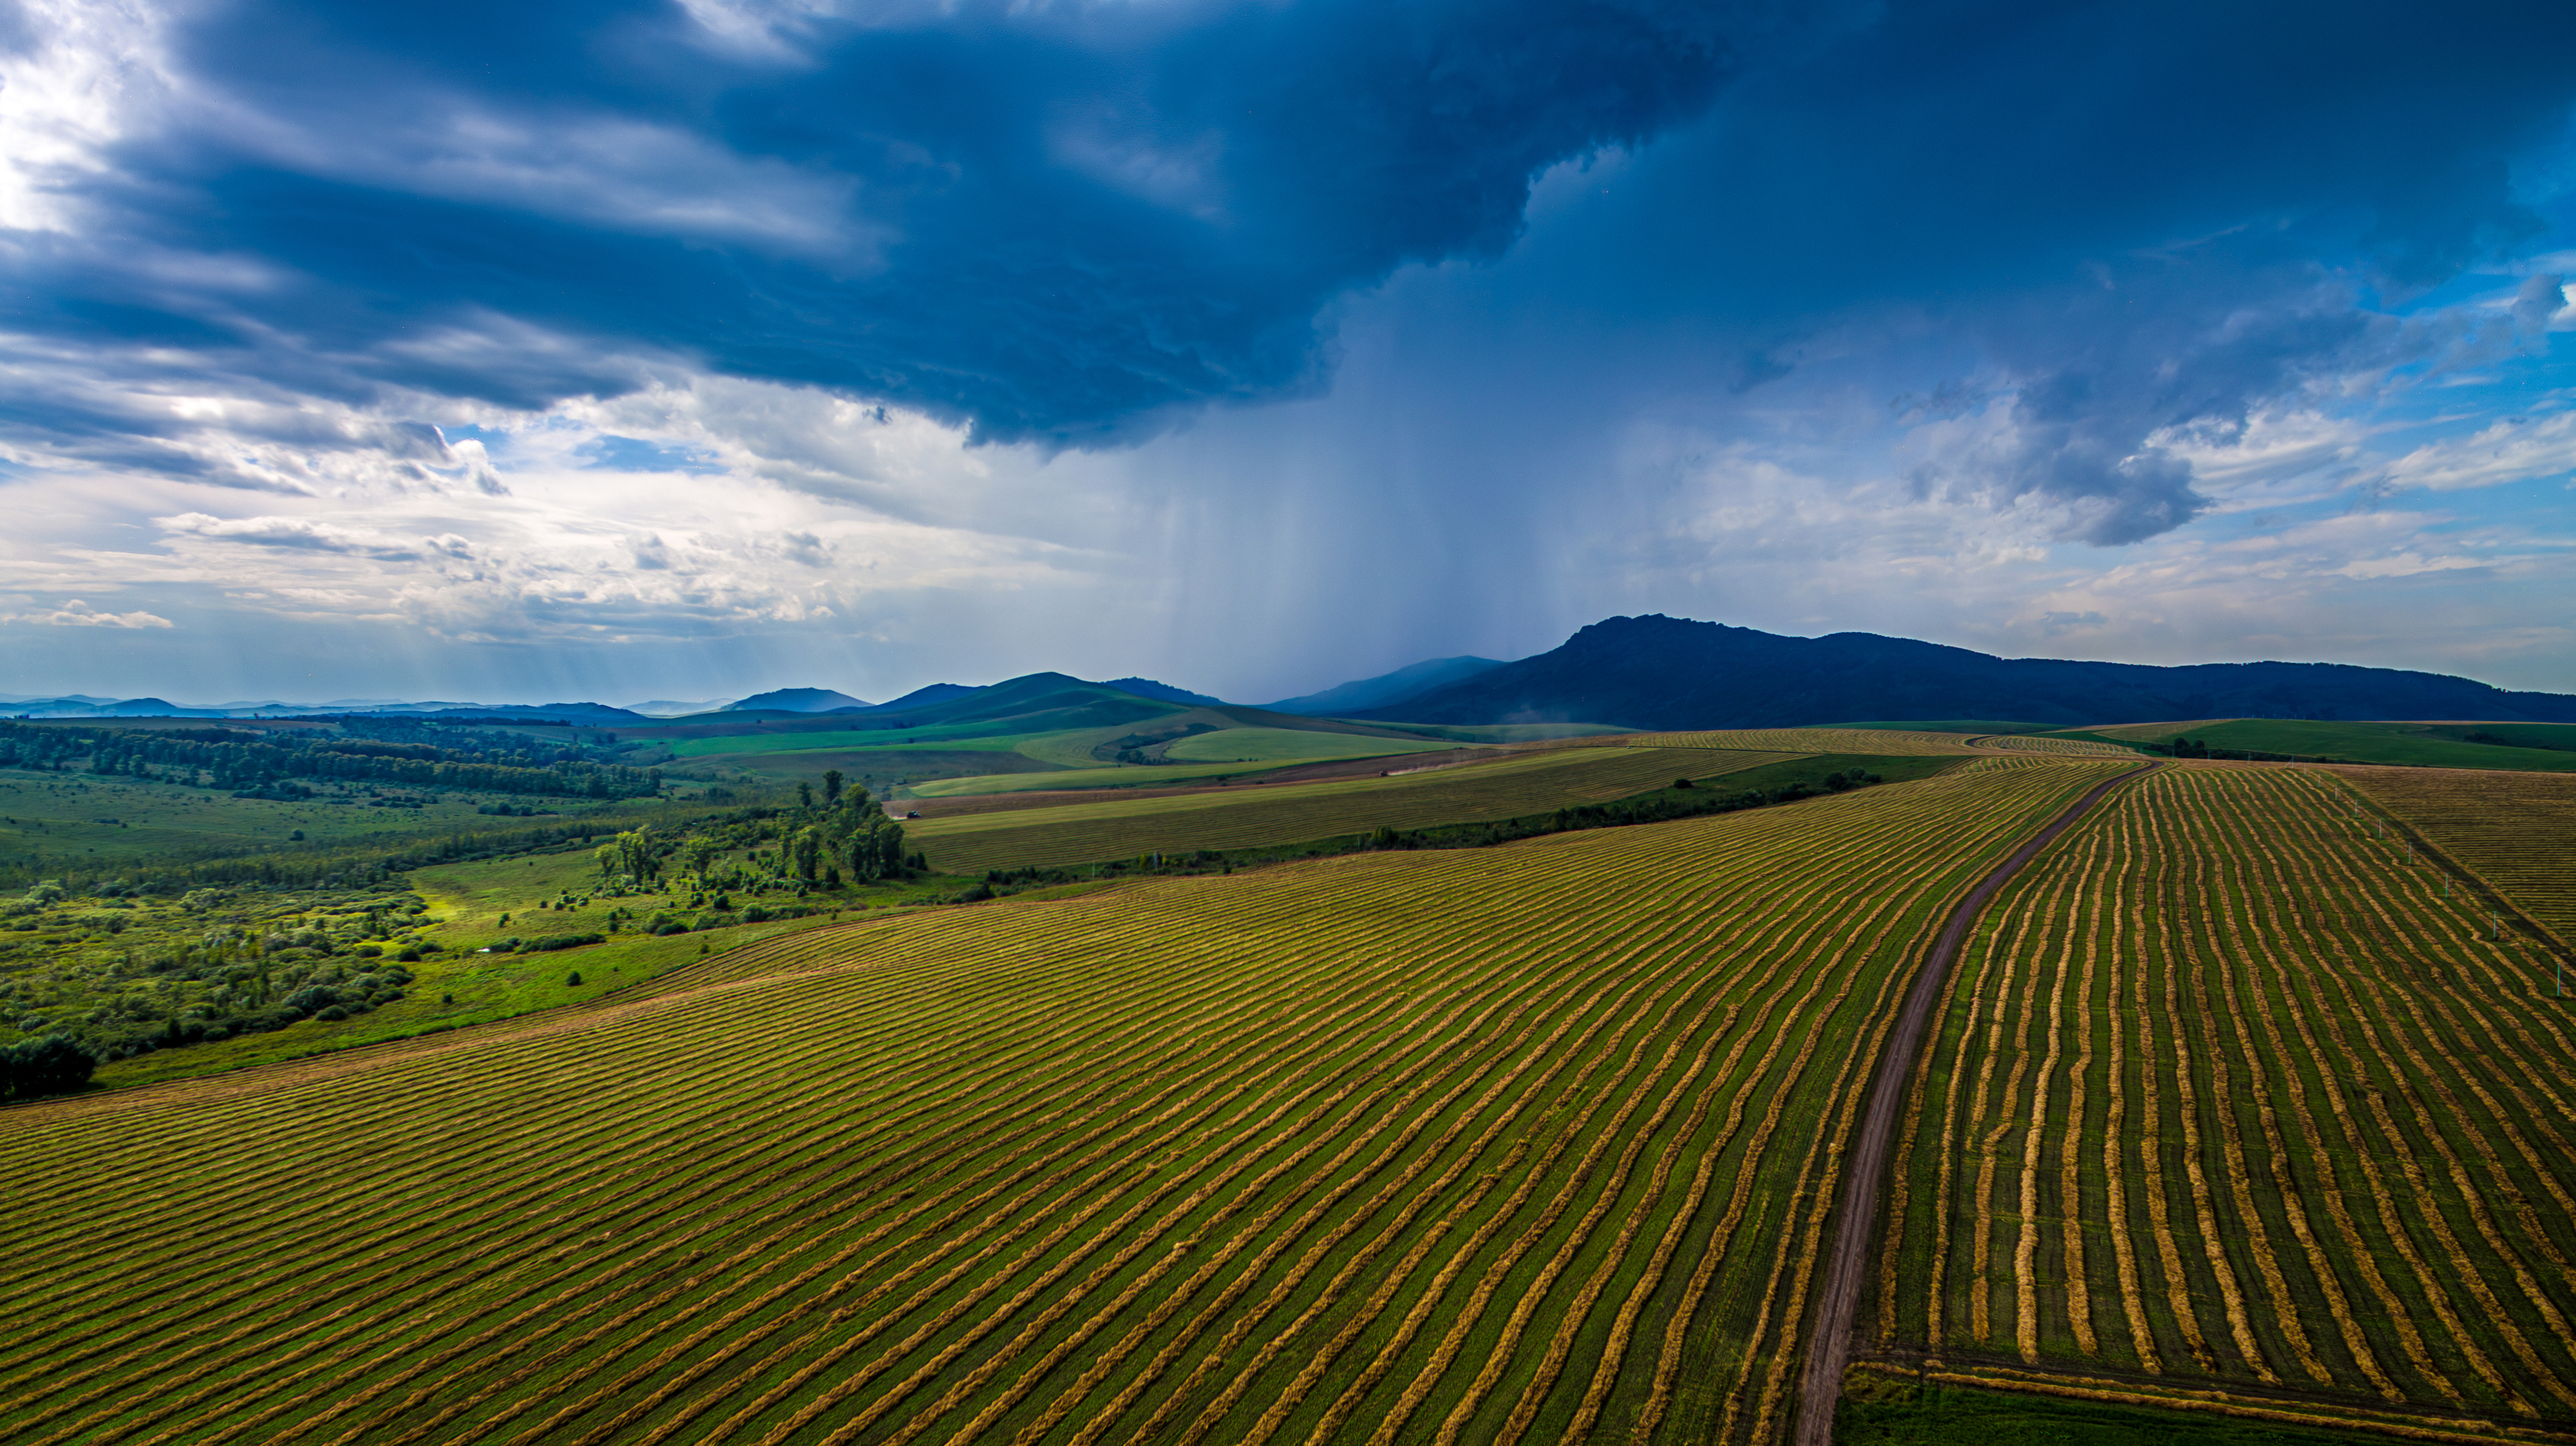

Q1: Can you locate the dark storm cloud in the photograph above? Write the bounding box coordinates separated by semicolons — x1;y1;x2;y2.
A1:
13;0;1839;442
7;0;2576;550
1481;0;2576;539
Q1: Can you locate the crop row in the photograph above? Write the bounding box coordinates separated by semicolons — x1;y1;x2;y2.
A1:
1878;762;2576;1433
2341;765;2576;949
909;745;1799;875
0;759;2123;1445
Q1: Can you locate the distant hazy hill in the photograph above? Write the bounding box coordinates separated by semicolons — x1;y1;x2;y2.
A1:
860;683;982;713
1361;614;2576;729
1102;677;1225;706
4;696;227;718
725;687;871;712
1265;656;1505;717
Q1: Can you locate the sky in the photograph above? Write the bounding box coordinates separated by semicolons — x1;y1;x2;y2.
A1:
4;0;2576;707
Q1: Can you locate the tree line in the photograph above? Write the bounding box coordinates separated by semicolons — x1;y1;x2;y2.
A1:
0;720;662;799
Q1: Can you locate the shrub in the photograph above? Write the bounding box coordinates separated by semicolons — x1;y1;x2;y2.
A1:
1;1035;98;1099
315;1004;350;1022
280;985;339;1016
524;933;605;952
566;972;582;987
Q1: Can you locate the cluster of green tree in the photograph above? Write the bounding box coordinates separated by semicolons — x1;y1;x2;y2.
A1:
2462;729;2575;753
0;720;662;800
486;933;606;953
1;863;445;1058
637;901;833;936
0;1033;94;1100
593;772;918;895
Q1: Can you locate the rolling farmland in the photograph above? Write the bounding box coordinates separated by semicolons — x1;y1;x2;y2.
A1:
1873;763;2576;1441
906;745;1805;874
1611;730;1987;756
0;756;2120;1446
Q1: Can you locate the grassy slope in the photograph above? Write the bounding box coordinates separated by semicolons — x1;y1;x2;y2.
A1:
907;745;1815;873
2067;719;2576;772
667;729;1054;758
86;843;972;1087
1158;726;1459;763
0;767;643;867
0;758;2117;1446
1875;762;2576;1439
685;719;1466;795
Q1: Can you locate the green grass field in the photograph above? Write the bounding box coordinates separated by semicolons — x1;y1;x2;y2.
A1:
0;756;2120;1446
907;745;1844;873
1159;726;1459;764
692;723;1470;798
1875;762;2576;1438
668;729;1054;758
2070;719;2576;772
0;766;645;870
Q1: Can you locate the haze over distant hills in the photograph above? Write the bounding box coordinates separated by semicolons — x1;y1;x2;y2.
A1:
16;614;2576;729
1355;615;2576;729
723;688;871;713
1264;656;1504;717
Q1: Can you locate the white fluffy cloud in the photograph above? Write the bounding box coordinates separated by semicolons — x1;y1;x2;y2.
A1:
2377;410;2576;492
4;599;174;628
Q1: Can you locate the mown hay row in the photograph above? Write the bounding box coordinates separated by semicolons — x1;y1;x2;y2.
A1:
2;756;2129;1446
1880;762;2576;1434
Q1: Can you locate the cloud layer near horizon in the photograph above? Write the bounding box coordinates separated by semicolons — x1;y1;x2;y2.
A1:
4;0;2576;703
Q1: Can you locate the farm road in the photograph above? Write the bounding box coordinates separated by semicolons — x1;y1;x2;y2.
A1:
1793;759;2162;1446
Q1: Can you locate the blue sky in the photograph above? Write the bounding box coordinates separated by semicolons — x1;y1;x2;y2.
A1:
4;0;2575;705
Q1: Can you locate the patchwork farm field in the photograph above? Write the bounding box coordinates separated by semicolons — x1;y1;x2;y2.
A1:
0;756;2122;1446
2079;719;2576;773
1874;763;2576;1441
908;745;1815;873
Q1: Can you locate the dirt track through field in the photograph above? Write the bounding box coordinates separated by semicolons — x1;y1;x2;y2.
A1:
1792;760;2159;1446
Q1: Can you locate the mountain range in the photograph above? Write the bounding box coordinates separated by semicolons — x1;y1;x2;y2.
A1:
13;614;2576;728
1349;615;2576;729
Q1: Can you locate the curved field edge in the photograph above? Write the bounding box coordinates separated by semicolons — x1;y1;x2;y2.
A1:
0;757;2120;1446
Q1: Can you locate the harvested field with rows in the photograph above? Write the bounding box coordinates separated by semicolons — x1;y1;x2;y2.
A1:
908;744;1803;875
2343;765;2576;949
1974;734;2138;757
1874;763;2576;1441
0;757;2122;1446
1611;730;1988;756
